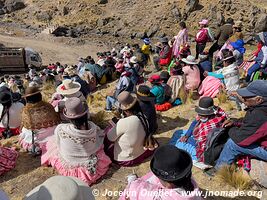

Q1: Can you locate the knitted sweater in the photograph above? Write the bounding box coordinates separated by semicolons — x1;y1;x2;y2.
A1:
107;116;146;161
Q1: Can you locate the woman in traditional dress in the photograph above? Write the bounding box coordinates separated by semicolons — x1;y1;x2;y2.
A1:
19;86;61;153
41;97;111;185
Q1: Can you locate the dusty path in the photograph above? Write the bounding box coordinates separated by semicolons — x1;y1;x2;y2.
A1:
0;34;109;65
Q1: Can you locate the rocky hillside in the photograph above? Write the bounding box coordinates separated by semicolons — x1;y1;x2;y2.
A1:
0;0;267;39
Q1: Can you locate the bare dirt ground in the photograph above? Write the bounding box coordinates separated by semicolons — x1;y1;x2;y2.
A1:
0;34;266;200
0;34;110;65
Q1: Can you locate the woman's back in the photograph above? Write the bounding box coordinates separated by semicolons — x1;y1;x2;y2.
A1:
55;122;103;164
108;115;146;161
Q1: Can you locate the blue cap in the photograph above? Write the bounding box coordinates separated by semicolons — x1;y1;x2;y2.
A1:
237;80;267;97
143;38;150;44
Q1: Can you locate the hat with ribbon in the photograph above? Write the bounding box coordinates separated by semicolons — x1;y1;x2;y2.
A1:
117;91;137;111
150;145;193;182
56;79;81;95
195;96;217;116
23;86;41;98
63;97;88;119
182;55;198;65
136;85;155;102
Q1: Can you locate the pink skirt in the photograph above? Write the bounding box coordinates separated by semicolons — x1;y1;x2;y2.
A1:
41;140;111;185
0;147;18;176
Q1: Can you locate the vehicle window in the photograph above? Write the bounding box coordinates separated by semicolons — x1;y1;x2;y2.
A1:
31;56;38;62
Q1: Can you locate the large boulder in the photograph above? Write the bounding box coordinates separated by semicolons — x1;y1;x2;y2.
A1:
4;0;25;13
185;0;199;13
147;25;159;37
255;13;267;32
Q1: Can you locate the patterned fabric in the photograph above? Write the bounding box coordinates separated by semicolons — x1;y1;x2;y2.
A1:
0;147;18;176
21;101;61;130
193;108;227;162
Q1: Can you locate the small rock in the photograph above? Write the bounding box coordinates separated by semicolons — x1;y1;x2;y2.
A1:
255;13;267;32
147;25;159;37
243;35;254;44
216;12;225;25
4;0;25;13
36;11;52;22
98;0;108;4
172;7;181;20
62;6;69;16
185;0;199;13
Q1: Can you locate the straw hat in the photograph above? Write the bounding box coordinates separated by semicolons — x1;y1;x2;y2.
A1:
182;55;198;65
117;91;137;111
56;79;81;95
63;97;88;119
25;176;95;200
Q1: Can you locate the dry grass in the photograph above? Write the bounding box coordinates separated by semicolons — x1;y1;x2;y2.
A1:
218;165;253;190
41;82;56;103
217;90;227;105
90;111;110;129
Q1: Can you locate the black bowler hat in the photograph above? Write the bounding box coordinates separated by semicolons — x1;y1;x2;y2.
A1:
195;96;217;116
150;145;192;182
136;85;155;102
160;71;170;82
0;91;12;104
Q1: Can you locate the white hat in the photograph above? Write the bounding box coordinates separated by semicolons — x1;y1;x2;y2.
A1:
130;56;138;64
182;55;198;65
56;79;81;95
25;176;95;200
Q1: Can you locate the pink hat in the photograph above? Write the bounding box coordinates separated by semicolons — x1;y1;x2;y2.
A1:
63;97;88;119
199;19;209;25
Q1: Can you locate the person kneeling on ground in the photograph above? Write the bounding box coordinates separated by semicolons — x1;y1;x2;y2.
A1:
119;145;202;200
105;91;157;167
214;80;267;171
178;97;227;162
41;97;111;185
